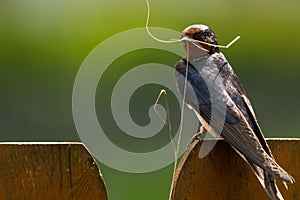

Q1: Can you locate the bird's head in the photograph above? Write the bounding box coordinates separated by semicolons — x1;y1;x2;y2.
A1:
181;24;220;57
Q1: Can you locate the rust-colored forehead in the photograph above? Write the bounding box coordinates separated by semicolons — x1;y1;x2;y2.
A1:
182;24;209;37
182;28;201;37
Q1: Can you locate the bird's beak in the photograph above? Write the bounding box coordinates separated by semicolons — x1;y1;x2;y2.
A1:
181;36;189;42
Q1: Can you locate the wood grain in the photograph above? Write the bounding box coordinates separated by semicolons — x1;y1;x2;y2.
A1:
170;139;299;200
0;142;108;200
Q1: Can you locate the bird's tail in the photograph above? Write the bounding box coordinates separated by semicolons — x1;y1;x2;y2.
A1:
247;161;284;200
232;148;293;200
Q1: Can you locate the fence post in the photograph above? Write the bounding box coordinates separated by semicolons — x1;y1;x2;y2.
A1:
170;139;299;200
0;142;108;200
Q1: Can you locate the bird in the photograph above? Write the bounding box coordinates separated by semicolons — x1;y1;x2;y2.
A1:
174;24;295;200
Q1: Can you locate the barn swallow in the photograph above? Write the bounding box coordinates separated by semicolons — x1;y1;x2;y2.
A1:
175;24;295;200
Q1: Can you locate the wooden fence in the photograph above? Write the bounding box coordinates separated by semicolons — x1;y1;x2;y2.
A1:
170;139;299;200
0;139;298;199
0;143;108;200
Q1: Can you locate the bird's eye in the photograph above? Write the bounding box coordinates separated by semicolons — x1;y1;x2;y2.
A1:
202;32;209;37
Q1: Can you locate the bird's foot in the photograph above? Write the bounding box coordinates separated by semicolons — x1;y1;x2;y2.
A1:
186;126;207;149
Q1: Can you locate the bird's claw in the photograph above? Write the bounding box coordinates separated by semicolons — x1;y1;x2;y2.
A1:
186;126;207;149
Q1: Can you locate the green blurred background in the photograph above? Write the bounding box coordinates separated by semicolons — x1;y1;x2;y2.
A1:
1;0;300;199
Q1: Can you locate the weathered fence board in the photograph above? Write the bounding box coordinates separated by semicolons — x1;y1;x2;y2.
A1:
171;139;299;200
0;142;108;200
